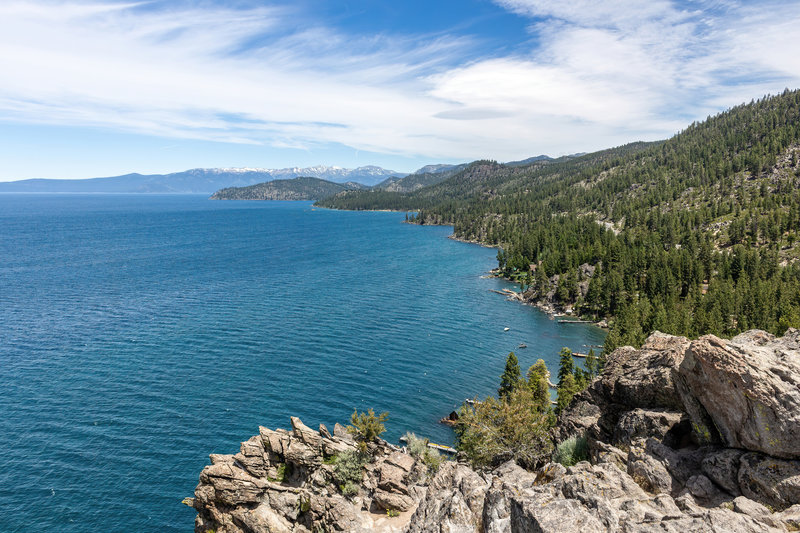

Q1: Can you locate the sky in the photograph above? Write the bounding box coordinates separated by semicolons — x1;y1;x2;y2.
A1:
1;0;799;180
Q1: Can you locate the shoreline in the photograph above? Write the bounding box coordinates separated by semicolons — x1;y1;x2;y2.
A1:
445;232;608;330
489;284;609;330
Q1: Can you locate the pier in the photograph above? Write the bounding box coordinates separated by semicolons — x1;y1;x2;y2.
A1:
398;436;457;455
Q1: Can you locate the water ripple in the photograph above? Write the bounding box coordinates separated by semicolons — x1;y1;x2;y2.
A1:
0;195;605;532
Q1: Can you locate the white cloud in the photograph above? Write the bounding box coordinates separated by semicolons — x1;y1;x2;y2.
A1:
494;0;682;29
0;0;798;168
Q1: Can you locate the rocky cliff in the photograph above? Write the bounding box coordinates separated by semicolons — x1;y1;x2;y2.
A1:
190;329;800;532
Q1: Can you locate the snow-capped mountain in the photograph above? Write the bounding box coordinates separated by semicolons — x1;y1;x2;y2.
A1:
0;165;408;194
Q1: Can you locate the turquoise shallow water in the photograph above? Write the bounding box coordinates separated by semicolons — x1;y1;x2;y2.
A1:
0;195;605;532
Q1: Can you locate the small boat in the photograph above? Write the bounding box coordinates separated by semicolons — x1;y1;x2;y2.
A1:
504;327;510;331
518;343;527;349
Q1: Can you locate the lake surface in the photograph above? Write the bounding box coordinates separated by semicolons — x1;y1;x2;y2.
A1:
0;195;605;532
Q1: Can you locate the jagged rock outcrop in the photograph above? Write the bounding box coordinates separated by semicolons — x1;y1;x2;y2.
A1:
409;458;797;532
191;417;428;533
191;329;800;532
554;331;691;446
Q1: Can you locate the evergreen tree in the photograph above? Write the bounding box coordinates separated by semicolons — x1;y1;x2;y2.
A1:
534;264;549;295
320;91;800;347
526;359;551;412
585;349;598;378
556;373;578;414
557;347;575;385
498;352;522;400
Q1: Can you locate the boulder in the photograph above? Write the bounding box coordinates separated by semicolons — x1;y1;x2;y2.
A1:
600;331;689;410
675;330;800;458
732;496;771;518
199;461;268;506
235;435;269;478
377;462;409;494
318;423;331;439
777;505;800;531
613;408;686;447
372;489;415;512
284;437;321;468
589;440;628;471
405;462;489;533
511;496;606;532
385;451;415;473
627;447;676;495
333;422;352;441
683;474;727;504
737;452;800;509
701;448;745;496
290;416;323;449
556;331;690;445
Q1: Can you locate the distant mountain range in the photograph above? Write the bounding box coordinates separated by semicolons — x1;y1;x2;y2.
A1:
0;165;408;194
0;156;565;195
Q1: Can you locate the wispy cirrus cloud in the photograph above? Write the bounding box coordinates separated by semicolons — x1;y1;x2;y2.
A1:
427;0;800;153
0;0;799;173
0;1;484;159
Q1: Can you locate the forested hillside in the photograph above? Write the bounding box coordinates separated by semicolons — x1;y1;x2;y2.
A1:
319;90;800;351
211;177;367;201
372;166;463;193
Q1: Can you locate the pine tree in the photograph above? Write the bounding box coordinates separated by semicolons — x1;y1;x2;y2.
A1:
585;348;598;377
526;359;551;412
557;347;574;385
498;352;522;400
556;373;578;414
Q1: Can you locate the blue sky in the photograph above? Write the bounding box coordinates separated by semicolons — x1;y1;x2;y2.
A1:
1;0;799;180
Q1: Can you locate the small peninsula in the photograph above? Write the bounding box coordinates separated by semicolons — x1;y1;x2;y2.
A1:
210;177;368;201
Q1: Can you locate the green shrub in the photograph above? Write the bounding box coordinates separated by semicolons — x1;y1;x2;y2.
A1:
402;432;443;474
348;408;389;451
456;387;554;469
333;449;367;495
422;451;443;474
268;462;291;483
405;432;428;457
386;509;400;517
298;496;311;513
553;436;589;467
340;481;360;496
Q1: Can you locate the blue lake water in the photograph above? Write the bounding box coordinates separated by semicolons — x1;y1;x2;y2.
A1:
0;195;605;532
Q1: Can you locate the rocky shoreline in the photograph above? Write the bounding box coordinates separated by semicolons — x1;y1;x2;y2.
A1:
189;328;800;532
490;279;609;329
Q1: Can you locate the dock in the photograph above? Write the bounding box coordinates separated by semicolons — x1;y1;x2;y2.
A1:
427;442;457;455
398;436;457;455
557;319;594;324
